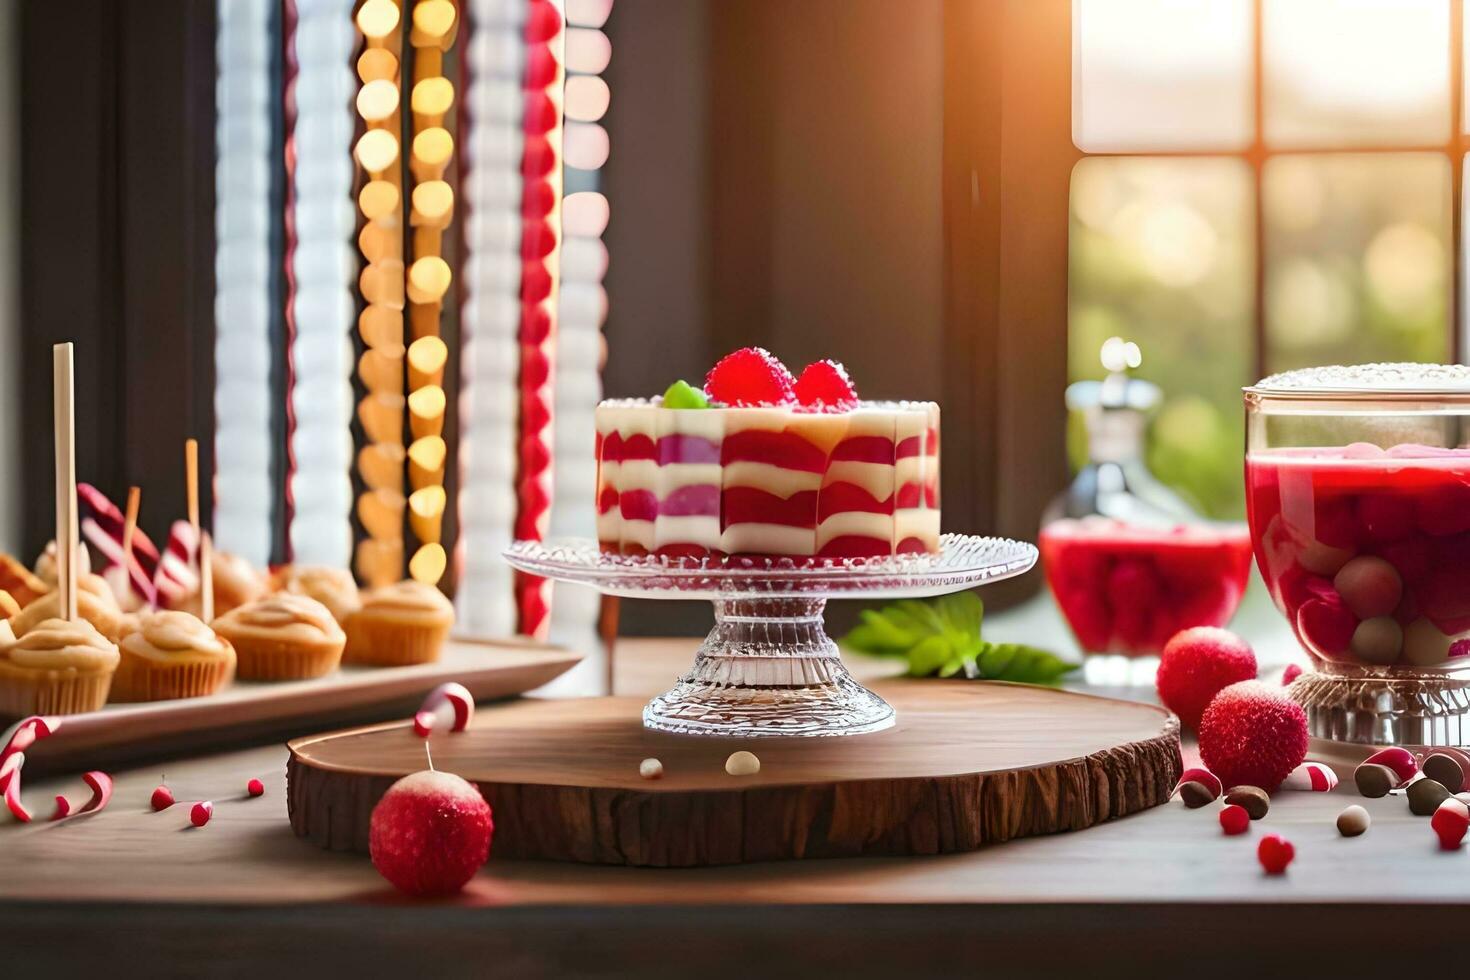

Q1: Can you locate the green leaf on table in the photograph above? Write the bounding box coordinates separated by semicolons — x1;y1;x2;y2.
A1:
974;643;1076;685
839;592;1077;686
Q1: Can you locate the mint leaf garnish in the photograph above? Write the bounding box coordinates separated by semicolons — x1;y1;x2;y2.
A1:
841;592;1077;685
662;380;710;409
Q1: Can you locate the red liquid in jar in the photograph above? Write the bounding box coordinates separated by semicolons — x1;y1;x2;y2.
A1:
1040;517;1253;656
1246;444;1470;670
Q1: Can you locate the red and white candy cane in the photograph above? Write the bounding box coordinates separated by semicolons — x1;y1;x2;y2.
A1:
2;715;61;769
2;715;64;823
50;771;113;822
79;483;159;607
1280;761;1338;792
513;0;566;640
414;682;475;738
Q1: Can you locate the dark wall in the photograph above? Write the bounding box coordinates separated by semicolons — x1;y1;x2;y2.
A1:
19;0;216;559
603;0;947;634
603;0;944;402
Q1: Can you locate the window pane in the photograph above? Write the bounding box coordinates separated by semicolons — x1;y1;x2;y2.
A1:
1264;153;1451;371
1264;0;1450;148
1072;0;1252;152
1069;158;1255;518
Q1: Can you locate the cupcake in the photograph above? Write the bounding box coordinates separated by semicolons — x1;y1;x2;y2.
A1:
343;580;454;667
12;573;125;642
212;593;345;681
110;610;236;702
33;539;92;586
0;616;119;717
271;564;361;626
174;550;269;618
0;554;47;607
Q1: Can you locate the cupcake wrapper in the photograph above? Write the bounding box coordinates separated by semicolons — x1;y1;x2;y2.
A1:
230;634;343;681
343;616;450;667
0;660;113;718
109;652;235;703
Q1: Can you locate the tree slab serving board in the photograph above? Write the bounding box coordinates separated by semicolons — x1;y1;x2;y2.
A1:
287;679;1181;867
20;639;581;774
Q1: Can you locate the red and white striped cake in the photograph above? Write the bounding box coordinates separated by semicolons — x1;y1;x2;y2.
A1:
594;399;940;559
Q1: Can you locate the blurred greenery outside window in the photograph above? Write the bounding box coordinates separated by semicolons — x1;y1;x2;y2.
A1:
1070;0;1457;519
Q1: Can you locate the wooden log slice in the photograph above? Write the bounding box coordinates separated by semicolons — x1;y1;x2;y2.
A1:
288;679;1181;867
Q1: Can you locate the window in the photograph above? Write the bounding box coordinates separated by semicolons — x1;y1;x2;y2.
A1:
1069;0;1463;519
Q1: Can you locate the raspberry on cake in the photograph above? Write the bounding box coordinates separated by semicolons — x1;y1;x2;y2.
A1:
594;349;941;561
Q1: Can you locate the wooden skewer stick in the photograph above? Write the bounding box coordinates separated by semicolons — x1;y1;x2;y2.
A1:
185;439;200;531
184;439;213;623
52;343;78;623
199;530;214;624
122;486;140;583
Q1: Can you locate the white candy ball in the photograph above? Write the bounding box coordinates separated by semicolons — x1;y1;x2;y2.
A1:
1350;616;1403;665
725;751;760;777
639;758;663;780
1403;618;1456;667
1299;541;1353;576
1334;556;1402;619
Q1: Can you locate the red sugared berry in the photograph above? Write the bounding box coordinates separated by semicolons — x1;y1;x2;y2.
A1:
1257;834;1294;874
150;785;175;811
1155;627;1257;731
793;359;858;411
370;770;494;897
1432;799;1469;850
1219;804;1250;836
190;801;213;827
247;778;264;798
704;347;796;407
1282;663;1302;686
1198;681;1309;793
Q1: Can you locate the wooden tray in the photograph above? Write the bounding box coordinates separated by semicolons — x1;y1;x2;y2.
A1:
21;639;581;774
288;679;1181;867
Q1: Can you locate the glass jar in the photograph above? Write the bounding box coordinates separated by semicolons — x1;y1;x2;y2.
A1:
1041;339;1252;682
1245;364;1470;746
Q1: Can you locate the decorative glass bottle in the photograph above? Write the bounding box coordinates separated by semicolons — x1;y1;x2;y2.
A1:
1040;339;1252;685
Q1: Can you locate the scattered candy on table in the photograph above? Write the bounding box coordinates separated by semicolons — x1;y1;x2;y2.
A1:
1354;763;1400;799
639;758;663;780
1408;777;1451;816
1423;752;1466;793
190;801;213;827
1280;762;1337;792
725;751;760;777
247;778;265;798
1223;785;1270;821
1219;804;1250;836
1178;781;1216;808
1363;747;1418;785
151;784;175;811
1336;805;1370;837
1432;798;1469;850
1257;834;1294;875
1175;767;1222;799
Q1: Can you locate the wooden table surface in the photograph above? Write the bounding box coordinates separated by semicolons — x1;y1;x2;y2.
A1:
5;636;1467;978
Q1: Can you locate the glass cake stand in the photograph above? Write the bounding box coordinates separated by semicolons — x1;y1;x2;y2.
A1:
505;534;1039;737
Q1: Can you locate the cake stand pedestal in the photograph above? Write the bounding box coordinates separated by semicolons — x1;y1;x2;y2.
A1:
504;534;1038;737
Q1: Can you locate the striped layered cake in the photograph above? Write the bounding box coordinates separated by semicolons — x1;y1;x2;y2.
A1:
594;400;940;559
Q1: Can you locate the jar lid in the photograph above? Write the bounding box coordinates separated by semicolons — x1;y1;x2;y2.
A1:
1247;363;1470;398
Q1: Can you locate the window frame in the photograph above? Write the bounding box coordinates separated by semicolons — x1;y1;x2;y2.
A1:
1069;0;1469;377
